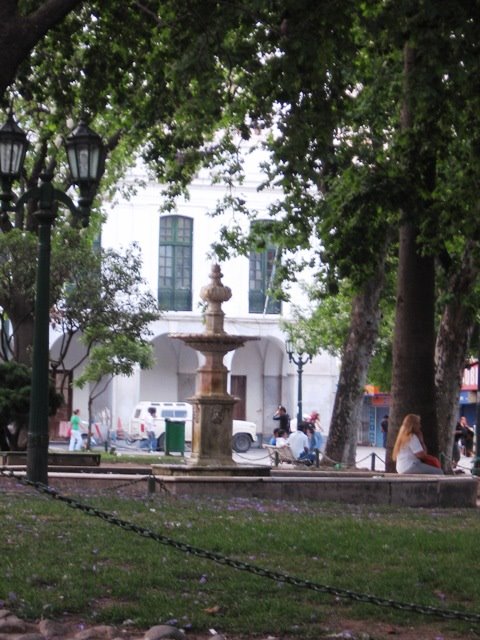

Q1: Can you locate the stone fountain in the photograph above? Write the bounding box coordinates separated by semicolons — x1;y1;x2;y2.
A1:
169;264;260;470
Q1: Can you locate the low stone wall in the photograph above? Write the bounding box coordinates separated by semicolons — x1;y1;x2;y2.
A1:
1;468;477;507
1;451;101;466
152;473;478;508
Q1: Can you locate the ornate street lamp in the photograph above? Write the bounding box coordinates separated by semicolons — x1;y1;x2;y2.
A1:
285;338;313;428
65;120;105;226
0;111;28;219
0;112;105;484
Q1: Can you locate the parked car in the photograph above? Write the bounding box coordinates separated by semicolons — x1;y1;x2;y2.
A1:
127;401;257;452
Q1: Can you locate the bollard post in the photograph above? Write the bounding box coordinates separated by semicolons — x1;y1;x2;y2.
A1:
315;448;320;467
274;451;279;467
371;452;376;471
148;476;156;494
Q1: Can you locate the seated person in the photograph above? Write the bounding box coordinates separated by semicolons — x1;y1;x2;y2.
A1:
287;425;314;462
392;414;443;475
275;429;288;447
268;427;280;445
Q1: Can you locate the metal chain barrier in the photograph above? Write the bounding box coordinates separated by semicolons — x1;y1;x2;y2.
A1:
101;474;153;493
1;466;480;623
440;450;475;476
234;451;272;464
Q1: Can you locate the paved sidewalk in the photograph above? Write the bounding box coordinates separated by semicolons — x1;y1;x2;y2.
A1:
50;439;477;475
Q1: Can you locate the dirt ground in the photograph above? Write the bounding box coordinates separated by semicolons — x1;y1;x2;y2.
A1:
39;613;476;640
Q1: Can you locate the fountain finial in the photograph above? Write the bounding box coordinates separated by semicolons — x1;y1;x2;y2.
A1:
200;264;232;334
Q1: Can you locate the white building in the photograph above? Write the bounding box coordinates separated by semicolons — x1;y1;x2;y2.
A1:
55;151;340;443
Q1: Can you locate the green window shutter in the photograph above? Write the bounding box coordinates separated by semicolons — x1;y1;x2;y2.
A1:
158;216;193;311
248;225;281;315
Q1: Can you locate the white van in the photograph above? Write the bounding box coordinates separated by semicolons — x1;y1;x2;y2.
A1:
127;401;257;452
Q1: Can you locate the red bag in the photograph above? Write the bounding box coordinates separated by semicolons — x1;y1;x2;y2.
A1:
423;454;441;469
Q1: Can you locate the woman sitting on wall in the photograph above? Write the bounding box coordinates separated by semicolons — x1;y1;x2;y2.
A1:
392;414;444;475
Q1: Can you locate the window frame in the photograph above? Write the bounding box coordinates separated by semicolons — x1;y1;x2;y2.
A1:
248;223;281;315
158;215;193;311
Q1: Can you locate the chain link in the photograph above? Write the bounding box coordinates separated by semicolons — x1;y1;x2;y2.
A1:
1;466;479;623
101;474;152;492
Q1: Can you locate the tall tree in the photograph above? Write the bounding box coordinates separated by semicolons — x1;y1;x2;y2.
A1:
385;3;480;468
435;243;480;469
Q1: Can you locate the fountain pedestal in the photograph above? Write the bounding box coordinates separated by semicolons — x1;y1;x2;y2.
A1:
169;264;259;468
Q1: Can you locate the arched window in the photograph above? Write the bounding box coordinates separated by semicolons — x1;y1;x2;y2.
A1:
158;216;193;311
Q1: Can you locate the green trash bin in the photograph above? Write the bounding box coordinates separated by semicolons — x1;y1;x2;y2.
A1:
165;418;185;455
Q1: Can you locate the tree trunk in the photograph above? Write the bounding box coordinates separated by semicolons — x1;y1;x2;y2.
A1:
386;42;439;471
435;245;479;471
8;296;35;366
323;237;389;466
387;221;438;470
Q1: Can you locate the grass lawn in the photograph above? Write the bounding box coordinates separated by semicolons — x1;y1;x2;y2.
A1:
1;478;479;639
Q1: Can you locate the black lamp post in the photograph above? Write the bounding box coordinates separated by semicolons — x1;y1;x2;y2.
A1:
285;338;313;428
0;112;105;485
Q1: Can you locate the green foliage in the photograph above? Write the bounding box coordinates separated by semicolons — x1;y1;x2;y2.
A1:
283;282;353;358
75;338;154;389
284;262;397;390
0;361;63;448
0;229;37;310
0;362;31;427
53;243;159;388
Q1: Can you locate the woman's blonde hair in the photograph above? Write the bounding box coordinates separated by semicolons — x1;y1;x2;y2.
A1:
392;414;421;461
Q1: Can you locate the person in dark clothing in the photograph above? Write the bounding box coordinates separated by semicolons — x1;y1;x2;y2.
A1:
273;405;291;434
380;414;389;448
459;416;474;457
452;418;464;468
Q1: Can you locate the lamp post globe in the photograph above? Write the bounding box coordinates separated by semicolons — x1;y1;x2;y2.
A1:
65;120;105;227
0;112;28;220
0;111;28;179
65;119;104;186
285;339;293;360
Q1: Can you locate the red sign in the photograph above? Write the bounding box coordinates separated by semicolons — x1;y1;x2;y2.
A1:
462;363;478;391
372;394;391;407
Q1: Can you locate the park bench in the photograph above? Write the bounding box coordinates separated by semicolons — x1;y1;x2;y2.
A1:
263;444;312;468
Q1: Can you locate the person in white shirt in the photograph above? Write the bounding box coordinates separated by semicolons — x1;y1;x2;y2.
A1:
287;424;312;461
392;414;443;475
145;407;157;452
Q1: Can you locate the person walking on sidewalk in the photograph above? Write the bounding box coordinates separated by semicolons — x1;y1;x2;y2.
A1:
146;407;158;452
69;409;83;451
